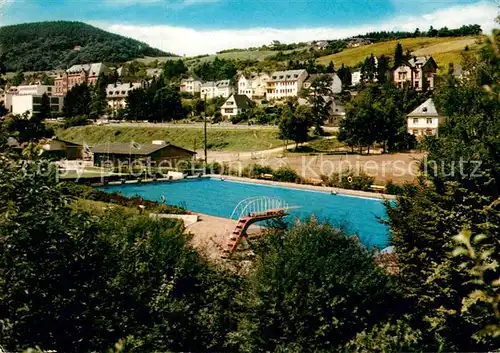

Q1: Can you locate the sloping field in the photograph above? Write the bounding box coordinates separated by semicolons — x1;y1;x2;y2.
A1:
317;36;479;69
56;125;282;152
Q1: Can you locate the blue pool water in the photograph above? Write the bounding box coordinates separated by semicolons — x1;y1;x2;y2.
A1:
98;178;391;249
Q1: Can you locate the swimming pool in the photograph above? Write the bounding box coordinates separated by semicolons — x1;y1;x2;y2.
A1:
98;178;391;249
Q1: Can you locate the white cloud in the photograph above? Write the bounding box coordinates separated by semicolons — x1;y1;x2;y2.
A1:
96;1;497;56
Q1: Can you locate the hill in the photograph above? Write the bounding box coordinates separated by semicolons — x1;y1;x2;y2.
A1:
317;36;480;70
0;21;174;72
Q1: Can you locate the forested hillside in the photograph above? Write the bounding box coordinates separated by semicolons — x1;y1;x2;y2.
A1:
0;21;174;71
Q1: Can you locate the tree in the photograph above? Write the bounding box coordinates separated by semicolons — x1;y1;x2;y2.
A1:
63;83;92;118
152;86;185;122
360;54;377;82
0;156;241;352
4;111;53;143
306;74;333;134
162;59;188;81
394;42;404;68
385;33;500;351
11;71;25;86
337;64;352;87
35;93;51;120
91;73;108;118
377;55;390;83
278;104;312;149
236;222;398;352
326;60;335;73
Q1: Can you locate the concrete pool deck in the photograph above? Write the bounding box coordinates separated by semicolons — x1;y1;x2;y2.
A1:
207;175;397;201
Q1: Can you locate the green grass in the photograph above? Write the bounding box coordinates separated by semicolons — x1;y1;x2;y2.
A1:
136;48;302;66
56;126;283;152
317;36;480;70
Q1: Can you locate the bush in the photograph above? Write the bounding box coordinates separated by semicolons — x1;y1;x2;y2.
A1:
272;166;301;183
385;180;404;195
63;115;90;128
325;171;375;191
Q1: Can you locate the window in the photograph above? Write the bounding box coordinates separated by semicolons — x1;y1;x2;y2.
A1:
413;118;419;124
225;108;233;114
414;81;419;88
226;101;233;105
413;129;419;135
422;107;427;112
294;74;298;78
427;118;432;124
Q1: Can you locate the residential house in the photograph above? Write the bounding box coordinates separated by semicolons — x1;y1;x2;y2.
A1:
180;76;202;95
393;56;438;91
351;70;362;86
303;73;342;95
237;72;270;99
12;94;63;117
220;94;255;121
297;96;345;126
106;82;142;111
407;98;445;138
90;141;196;167
266;69;308;100
347;38;372;48
54;63;110;96
200;80;234;100
312;40;329;50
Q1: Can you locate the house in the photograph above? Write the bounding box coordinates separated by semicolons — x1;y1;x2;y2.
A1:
12;94;63;117
180;77;202;95
266;69;308;100
407;98;446;138
303;73;342;95
106;82;142;111
312;40;329;51
54;63;110;96
90;141;196;167
6;137;83;159
347;38;372;48
200;80;234;100
40;139;83;160
351;70;362;86
393;56;438;91
220;94;255;121
297;96;345;126
237;73;270;99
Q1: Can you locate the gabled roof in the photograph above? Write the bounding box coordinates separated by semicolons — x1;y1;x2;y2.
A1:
106;82;142;96
268;69;307;82
201;81;216;88
304;73;340;84
67;63;108;76
216;80;231;88
407;98;442;117
90;142;196;156
223;94;255;110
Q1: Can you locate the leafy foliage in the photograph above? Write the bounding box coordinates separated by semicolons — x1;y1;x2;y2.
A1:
278;103;313;148
0;21;172;71
234;222;398;352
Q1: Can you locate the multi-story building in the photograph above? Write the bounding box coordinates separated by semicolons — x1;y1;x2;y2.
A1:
200;80;234;100
303;73;342;95
237;73;270;99
12;94;63;117
180;77;202;95
54;63;110;96
407;98;445;138
2;84;55;113
393;56;437;91
106;82;142;111
265;69;308;100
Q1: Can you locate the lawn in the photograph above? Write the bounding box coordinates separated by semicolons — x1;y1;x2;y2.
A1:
56;125;283;152
317;36;480;70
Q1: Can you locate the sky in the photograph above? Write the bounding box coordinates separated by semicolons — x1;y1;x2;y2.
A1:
0;0;498;55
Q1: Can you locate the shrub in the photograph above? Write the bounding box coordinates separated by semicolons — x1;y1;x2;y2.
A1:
385;180;404;195
326;171;375;191
63;115;90;128
272;166;301;183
